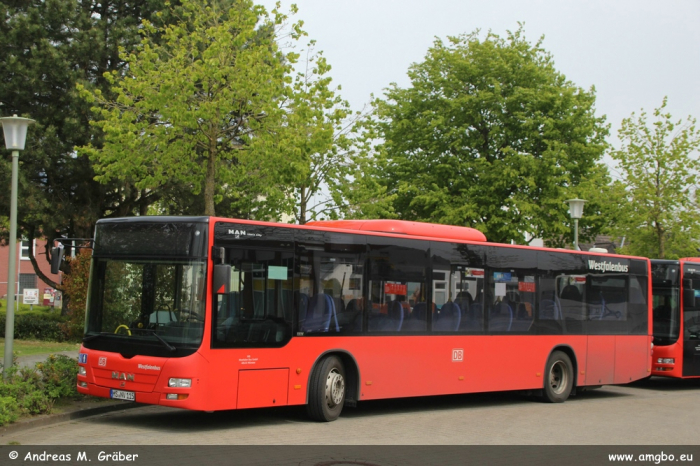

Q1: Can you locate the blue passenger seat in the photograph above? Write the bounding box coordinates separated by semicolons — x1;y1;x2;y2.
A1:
434;301;461;331
489;301;513;331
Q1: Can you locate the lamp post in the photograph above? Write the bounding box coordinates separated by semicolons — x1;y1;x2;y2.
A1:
567;198;587;251
1;114;34;379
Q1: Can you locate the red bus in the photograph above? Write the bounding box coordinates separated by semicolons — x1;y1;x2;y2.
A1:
75;217;652;421
651;258;700;378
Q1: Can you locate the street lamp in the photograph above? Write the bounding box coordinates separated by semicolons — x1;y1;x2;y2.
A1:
567;198;587;251
1;114;34;379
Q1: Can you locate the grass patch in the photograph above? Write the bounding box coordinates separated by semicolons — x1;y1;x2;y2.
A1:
0;298;56;314
0;339;80;360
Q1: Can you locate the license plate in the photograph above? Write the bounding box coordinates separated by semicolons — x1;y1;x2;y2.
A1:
110;389;135;401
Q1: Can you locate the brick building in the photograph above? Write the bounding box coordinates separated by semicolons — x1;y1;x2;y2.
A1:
0;238;61;305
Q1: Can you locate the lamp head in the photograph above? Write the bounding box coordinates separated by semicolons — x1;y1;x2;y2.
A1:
567;198;587;220
0;114;35;150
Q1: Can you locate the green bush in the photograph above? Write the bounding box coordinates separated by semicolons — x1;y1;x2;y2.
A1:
20;390;54;415
0;354;82;426
0;311;71;342
38;354;80;399
0;396;19;425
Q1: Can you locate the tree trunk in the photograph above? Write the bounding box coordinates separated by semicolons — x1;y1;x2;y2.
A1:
204;145;217;216
656;221;665;259
299;186;307;224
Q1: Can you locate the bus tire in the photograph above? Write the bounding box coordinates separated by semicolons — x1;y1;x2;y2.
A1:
541;351;573;403
307;355;345;422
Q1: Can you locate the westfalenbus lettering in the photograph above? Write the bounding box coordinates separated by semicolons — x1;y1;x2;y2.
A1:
587;260;629;273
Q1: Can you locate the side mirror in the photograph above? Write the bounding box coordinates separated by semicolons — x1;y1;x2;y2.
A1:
684;289;696;310
50;244;64;274
213;264;231;294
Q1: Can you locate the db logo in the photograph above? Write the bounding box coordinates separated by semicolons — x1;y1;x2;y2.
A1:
98;357;107;366
452;349;464;362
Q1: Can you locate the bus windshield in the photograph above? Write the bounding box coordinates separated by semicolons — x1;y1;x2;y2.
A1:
651;262;681;346
83;219;208;356
86;258;206;342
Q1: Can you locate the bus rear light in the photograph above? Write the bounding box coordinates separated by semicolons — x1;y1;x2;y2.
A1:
168;378;192;388
78;366;87;377
657;358;674;364
166;394;189;400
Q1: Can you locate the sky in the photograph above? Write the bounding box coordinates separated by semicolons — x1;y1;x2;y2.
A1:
261;0;700;175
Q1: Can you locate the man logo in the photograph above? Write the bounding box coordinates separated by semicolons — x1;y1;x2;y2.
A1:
225;228;261;239
112;372;135;381
228;229;247;237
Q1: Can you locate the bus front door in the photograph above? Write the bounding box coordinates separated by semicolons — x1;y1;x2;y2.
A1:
682;275;700;377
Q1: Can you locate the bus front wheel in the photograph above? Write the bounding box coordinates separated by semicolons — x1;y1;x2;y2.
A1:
307;355;345;422
542;351;573;403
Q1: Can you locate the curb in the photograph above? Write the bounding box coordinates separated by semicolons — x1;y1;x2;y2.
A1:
0;401;143;437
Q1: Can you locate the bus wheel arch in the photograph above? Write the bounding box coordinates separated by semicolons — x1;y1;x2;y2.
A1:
541;346;577;403
306;350;359;421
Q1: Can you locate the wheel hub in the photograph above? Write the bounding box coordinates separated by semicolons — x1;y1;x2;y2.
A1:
549;361;568;394
325;369;345;407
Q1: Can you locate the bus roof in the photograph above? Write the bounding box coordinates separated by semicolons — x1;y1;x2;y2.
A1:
306;219;487;243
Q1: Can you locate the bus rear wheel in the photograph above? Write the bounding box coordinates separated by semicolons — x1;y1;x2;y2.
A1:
542;351;573;403
307;355;345;422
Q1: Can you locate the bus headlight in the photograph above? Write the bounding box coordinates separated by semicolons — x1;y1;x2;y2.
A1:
657;358;674;364
168;378;192;388
78;366;87;376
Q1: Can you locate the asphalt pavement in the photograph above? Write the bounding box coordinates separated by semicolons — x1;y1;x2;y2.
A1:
16;350;80;368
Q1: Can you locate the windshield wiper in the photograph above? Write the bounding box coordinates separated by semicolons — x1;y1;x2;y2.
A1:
83;330;176;352
83;332;112;343
132;328;176;352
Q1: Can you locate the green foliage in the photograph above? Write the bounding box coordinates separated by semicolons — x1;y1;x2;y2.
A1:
59;250;93;340
37;354;80;400
0;299;54;314
267;42;358;224
79;0;305;217
3;0;356;228
546;163;627;249
0;0;177;292
19;388;54;415
0;312;69;342
358;26;609;244
0;396;19;426
610;98;700;259
0;355;81;425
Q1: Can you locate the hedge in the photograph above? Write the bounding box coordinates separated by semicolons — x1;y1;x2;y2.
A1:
0;311;71;342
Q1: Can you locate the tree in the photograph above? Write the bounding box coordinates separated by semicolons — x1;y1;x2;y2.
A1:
79;0;305;217
610;98;700;259
262;42;357;224
358;26;609;244
0;0;176;291
59;248;92;340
